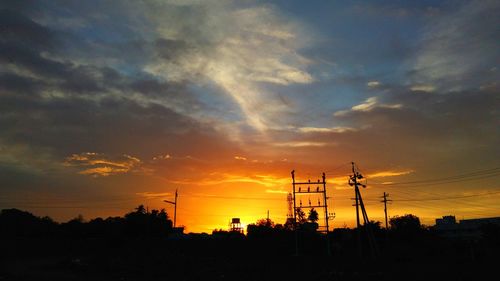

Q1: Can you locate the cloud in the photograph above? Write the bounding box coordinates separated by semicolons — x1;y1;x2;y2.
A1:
411;0;499;90
0;1;498;231
152;154;171;161
273;141;330;148
265;189;289;194
0;5;246;170
297;127;357;133
334;97;402;116
143;2;315;130
136;192;173;199
410;84;435;93
324;85;499;179
367;81;381;88
170;173;290;188
351;97;379;111
64;153;142;177
367;170;414;178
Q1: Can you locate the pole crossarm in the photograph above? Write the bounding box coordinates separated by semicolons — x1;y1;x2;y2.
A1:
163;189;178;228
293;181;325;185
294;205;325;209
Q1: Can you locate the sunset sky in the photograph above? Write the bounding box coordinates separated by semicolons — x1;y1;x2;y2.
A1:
1;0;499;233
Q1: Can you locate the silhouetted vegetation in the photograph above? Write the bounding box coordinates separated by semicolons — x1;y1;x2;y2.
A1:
0;205;173;238
307;208;319;223
0;208;57;237
1;209;499;280
389;214;422;237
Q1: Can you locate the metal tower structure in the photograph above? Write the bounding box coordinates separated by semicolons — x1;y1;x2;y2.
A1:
291;170;333;255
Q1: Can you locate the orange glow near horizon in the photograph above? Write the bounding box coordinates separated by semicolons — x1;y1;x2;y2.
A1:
11;164;500;234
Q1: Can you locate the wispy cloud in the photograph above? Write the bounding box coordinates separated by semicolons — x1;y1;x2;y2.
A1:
64;152;141;177
136;192;172;199
265;189;289;194
152;154;171;161
412;0;498;89
367;81;381;88
334;97;402;117
273;141;330;147
410;84;435;93
164;173;290;188
144;2;314;131
297;127;357;133
367;170;414;178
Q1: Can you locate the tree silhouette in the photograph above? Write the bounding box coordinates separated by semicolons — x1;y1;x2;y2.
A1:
256;218;274;228
296;208;307;224
308;208;319;223
390;214;421;232
124;205;172;236
0;208;57;236
135;204;146;214
389;214;422;240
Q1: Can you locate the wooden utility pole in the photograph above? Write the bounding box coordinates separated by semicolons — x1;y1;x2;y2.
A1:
381;192;391;229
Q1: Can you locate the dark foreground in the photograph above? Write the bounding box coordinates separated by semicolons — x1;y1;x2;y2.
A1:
1;208;498;280
1;233;497;281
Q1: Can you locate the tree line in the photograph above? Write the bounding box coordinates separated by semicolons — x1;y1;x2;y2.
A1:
0;205;174;238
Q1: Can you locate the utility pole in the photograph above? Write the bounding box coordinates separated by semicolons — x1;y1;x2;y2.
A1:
163;189;178;228
349;162;364;259
349;162;378;259
381;192;392;229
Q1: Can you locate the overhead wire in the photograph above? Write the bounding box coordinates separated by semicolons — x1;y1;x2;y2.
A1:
369;167;500;187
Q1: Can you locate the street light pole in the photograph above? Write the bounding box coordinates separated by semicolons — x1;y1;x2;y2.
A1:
163;189;178;228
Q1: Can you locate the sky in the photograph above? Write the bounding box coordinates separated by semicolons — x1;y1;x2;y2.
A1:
0;0;499;233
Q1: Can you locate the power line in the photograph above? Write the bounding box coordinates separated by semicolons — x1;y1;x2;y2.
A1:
185;194;285;201
324;162;351;174
370;168;500;187
392;190;500;202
